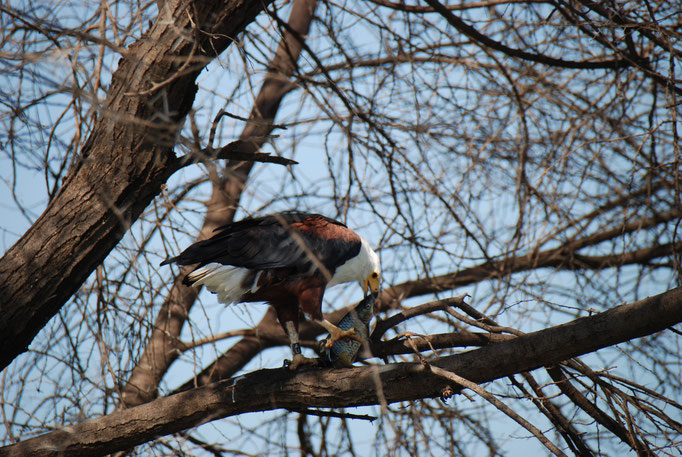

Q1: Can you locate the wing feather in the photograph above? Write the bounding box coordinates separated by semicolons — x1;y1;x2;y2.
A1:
162;213;361;275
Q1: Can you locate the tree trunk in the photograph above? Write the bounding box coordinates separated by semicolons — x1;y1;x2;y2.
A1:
0;0;272;371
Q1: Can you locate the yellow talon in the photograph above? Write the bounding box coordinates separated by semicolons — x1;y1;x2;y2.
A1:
288;353;318;371
325;327;362;348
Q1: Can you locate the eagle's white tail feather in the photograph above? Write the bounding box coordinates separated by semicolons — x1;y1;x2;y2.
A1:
188;263;256;305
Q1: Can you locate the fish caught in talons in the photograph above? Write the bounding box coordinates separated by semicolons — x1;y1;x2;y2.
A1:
318;293;377;368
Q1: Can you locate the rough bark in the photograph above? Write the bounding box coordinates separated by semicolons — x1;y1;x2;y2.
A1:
3;286;679;457
119;0;319;407
0;0;273;371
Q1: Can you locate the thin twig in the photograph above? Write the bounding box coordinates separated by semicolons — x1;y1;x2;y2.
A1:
288;408;377;422
220;110;289;130
371;295;468;342
444;308;522;336
369;331;515;359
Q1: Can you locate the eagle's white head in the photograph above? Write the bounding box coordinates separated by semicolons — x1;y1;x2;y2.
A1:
328;236;381;295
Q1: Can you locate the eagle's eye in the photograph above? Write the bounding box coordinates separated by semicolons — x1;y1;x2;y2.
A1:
372;272;379;278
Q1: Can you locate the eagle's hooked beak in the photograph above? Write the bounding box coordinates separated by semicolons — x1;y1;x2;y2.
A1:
361;271;380;297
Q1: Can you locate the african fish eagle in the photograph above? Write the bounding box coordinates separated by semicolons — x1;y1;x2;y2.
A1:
161;212;381;370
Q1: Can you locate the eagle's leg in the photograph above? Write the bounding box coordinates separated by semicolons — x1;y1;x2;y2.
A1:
284;321;318;371
317;319;364;349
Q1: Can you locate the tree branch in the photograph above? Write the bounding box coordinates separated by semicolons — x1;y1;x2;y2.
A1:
379;210;682;308
369;0;545;12
3;286;680;456
173;139;298;170
428;365;568;457
371;295;468;341
423;0;629;69
370;331;515;359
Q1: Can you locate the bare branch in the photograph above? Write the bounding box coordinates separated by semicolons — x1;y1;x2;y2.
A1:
423;0;629;69
380;209;682;307
3;286;680;456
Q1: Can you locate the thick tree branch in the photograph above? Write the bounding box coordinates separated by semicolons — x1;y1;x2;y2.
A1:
3;287;680;457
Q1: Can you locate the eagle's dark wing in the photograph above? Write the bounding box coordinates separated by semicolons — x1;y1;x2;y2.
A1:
161;213;361;274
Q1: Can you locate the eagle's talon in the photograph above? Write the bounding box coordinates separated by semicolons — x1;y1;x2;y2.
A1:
317;339;329;354
288;353;318;371
325;327;362;348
